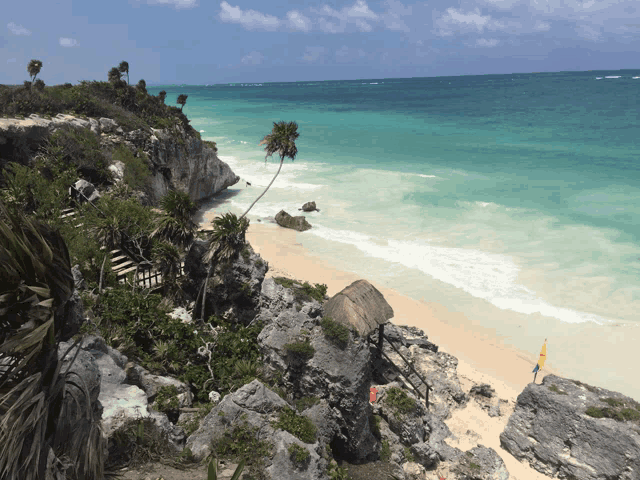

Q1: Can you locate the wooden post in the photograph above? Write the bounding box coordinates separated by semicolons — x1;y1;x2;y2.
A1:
377;324;384;359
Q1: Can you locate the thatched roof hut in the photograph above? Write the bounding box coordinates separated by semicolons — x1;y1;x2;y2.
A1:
323;279;394;337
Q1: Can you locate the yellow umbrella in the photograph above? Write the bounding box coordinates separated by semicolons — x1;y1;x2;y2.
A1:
532;338;547;382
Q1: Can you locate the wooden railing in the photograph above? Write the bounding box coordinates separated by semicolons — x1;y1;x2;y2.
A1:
369;324;432;409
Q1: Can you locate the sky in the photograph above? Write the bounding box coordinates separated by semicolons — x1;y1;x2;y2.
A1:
2;0;640;85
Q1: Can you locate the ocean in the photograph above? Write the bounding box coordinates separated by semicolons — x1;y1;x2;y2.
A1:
148;70;640;399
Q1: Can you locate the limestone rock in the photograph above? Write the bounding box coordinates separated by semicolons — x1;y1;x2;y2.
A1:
124;362;193;408
450;445;509;480
299;201;319;212
99;117;118;133
168;306;193;325
403;461;426;480
471;383;495;398
71;179;100;204
500;375;640;480
108;160;125;183
275;210;312;231
71;264;87;290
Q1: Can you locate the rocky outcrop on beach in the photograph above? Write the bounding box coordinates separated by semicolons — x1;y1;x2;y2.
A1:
275;209;312;231
0;113;239;205
500;374;640;480
299;201;320;212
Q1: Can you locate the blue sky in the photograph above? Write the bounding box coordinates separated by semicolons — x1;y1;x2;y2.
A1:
3;0;640;85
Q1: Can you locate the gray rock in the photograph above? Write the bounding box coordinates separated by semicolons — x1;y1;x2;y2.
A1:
265;430;327;480
124;362;193;408
450;445;509;480
99;117;118;133
71;179;100;204
500;375;640;480
58;289;85;342
71;264;87;290
186;379;289;462
275;210;312;231
405;338;438;353
185;241;268;326
373;383;427;446
471;383;495;398
299;201;319;212
409;441;440;468
108;160;125;183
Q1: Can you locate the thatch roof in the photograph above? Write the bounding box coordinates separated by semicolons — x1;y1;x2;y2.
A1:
323;279;394;337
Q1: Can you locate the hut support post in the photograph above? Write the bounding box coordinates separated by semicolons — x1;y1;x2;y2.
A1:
377;324;384;359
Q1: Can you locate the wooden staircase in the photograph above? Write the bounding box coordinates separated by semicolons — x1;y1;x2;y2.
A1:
60;208;84;228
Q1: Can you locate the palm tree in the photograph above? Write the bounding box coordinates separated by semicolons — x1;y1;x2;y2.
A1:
198;213;249;321
239;121;299;220
108;67;122;85
177;94;188;112
27;59;42;83
118;60;130;85
137;79;146;93
0;202;104;480
151;190;198;250
158;90;167;104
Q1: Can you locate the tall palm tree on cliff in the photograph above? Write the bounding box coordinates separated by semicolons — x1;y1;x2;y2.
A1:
27;59;42;85
0;202;104;480
239;121;299;220
158;90;167;104
118;60;130;85
177;94;188;112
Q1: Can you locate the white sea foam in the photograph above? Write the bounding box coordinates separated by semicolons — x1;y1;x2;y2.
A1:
605;76;621;79
417;174;437;178
199;130;205;132
596;77;602;79
307;225;613;325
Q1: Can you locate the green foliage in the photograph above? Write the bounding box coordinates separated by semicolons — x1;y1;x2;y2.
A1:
256;258;264;267
548;385;568;395
154;385;180;413
379;439;391;462
295;396;320;412
470;462;481;470
272;407;317;444
586;406;640;422
571;379;600;393
105;417;174;470
152;190;198;249
203;140;218;152
27;59;43;82
369;415;382;439
602;397;624;407
177;94;188;111
181;402;215;436
112;144;151;191
385;387;417;417
272;277;327;303
300;282;328;302
241;246;251;261
327;462;351;480
210;420;272;479
284;341;315;360
207;457;245;480
288;443;310;466
403;446;414;463
321;316;349;347
205;213;250;265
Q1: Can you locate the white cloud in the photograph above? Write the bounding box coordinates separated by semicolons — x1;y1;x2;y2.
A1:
575;23;602;40
382;0;411;33
534;21;551;31
300;46;328;64
219;1;281;31
7;22;31;36
476;38;500;47
345;0;379;20
59;37;79;47
434;8;520;36
143;0;197;9
355;19;373;32
241;51;264;65
286;10;312;32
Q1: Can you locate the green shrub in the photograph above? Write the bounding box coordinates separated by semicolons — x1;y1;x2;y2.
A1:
385;387;417;417
211;420;273;478
154;385;180;413
284;341;315;360
320;316;349;346
296;396;321;412
241;247;250;261
288;443;310;465
181;402;215;436
370;415;382;439
470;462;481;470
300;281;328;303
272;407;317;444
112;144;151;192
621;408;640;421
549;385;568;395
602;397;624;407
403;446;414;463
379;439;391;462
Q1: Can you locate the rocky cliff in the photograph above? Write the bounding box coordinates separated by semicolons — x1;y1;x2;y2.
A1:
0;113;239;204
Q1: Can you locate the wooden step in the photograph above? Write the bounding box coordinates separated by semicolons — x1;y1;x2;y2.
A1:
111;255;128;263
112;260;134;271
100;247;122;254
61;208;74;214
75;223;84;228
116;265;138;277
60;211;77;219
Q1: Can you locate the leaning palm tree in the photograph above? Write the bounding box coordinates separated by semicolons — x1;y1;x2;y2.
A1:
198;213;249;321
118;60;130;85
158;90;167;104
177;94;188;112
0;201;105;480
239;121;299;220
27;59;42;83
151;190;198;250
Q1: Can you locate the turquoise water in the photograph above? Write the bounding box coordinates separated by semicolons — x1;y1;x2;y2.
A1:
149;71;640;397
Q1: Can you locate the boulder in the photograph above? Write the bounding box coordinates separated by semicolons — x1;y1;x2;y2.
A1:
500;375;640;480
71;264;87;290
299;201;319;212
471;384;495;398
168;306;193;325
99;117;119;134
275;210;312;232
108;160;125;183
257;306;379;462
124;362;193;408
371;382;427;446
71;179;100;204
185;241;268;326
58;289;86;342
450;445;509;480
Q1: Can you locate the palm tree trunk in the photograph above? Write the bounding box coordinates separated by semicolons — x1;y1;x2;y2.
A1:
200;260;213;321
239;156;284;220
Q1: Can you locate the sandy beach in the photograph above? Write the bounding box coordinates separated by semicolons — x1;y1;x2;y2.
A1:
198;212;566;479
